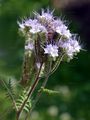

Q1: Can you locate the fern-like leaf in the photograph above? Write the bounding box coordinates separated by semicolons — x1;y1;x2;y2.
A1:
39;87;59;95
16;89;32;113
5;79;16;99
2;79;16;100
1;78;17;110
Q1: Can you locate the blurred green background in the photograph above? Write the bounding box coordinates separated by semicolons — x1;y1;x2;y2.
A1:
0;0;90;120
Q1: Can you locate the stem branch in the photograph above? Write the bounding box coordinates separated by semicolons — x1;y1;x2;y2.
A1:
25;61;52;120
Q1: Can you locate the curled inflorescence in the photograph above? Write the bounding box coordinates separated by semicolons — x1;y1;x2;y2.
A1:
18;9;81;77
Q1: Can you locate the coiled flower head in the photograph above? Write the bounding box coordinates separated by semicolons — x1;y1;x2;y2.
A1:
18;9;81;76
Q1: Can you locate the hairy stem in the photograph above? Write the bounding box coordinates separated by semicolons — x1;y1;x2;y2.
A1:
25;55;64;119
20;53;31;86
16;62;43;120
25;61;52;120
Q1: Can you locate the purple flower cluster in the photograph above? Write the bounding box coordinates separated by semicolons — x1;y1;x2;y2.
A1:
18;9;81;62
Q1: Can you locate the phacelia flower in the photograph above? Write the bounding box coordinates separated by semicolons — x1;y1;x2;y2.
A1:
52;19;71;38
18;19;47;34
44;44;58;58
18;8;81;62
59;37;81;60
29;22;47;34
34;9;54;23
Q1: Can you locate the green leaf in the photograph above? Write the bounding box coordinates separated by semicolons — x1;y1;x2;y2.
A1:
16;89;32;113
